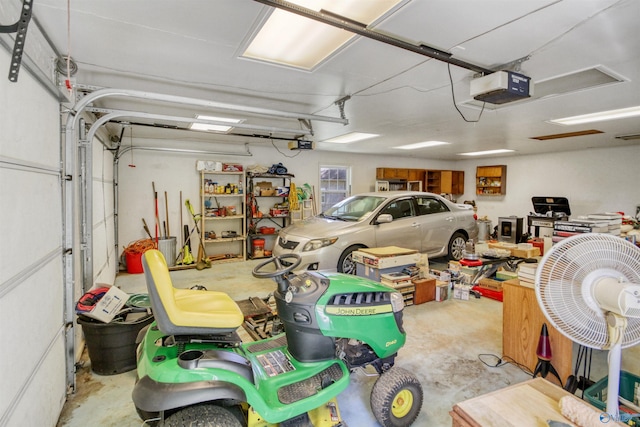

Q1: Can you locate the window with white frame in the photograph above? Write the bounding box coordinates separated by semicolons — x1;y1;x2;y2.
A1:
320;166;351;212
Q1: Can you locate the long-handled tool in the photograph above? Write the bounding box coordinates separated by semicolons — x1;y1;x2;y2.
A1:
142;218;153;239
164;191;170;238
185;199;210;270
176;224;194;265
152;182;159;247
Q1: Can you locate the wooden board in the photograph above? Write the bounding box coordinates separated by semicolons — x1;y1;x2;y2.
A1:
451;378;579;427
502;280;572;387
358;246;418;257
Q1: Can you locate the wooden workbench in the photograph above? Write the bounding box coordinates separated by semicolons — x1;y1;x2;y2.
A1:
502;279;573;387
450;378;579;427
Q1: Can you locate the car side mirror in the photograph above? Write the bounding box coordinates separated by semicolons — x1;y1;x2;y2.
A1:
376;213;393;224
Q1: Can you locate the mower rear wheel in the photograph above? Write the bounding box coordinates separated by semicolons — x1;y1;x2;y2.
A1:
370;367;423;427
161;404;244;427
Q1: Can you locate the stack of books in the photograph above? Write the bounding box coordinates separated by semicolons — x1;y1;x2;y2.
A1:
552;213;622;242
380;272;415;305
517;263;538;288
587;212;622;235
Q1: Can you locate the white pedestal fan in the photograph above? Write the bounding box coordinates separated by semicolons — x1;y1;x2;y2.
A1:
535;233;640;419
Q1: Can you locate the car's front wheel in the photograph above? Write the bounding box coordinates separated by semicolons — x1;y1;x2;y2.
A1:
337;245;363;274
447;232;467;260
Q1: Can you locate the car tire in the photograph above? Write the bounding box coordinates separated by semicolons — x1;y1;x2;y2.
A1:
447;232;467;260
337;245;363;274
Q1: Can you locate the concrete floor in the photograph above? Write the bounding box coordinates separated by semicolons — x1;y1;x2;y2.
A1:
57;257;609;427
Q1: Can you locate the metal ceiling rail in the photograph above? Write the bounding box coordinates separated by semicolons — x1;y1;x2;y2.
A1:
70;87;349;125
84;107;310;137
253;0;494;75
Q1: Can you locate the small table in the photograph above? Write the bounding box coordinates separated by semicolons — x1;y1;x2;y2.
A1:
450;378;580;426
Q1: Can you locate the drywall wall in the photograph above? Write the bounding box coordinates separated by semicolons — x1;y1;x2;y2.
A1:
0;48;67;426
116;138;639;257
456;145;640;229
115;139;456;258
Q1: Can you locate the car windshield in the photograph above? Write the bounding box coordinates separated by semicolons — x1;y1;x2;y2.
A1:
320;195;386;221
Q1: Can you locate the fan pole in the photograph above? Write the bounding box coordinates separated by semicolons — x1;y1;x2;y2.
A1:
605;313;626;419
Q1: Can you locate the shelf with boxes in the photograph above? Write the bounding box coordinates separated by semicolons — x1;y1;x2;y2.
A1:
246;173;294;259
200;170;246;262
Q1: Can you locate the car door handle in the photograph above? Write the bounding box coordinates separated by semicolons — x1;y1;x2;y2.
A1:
411;222;420;227
445;216;454;222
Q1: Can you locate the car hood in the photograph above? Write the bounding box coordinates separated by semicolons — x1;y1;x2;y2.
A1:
281;216;359;238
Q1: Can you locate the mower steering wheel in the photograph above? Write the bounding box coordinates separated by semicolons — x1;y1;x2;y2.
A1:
252;254;302;279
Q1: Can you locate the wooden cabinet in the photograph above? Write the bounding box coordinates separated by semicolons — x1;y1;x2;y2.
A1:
476;165;506;195
502;280;572;387
376;168;463;194
426;170;465;194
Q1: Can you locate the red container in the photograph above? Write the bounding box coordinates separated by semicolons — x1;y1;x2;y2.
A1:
252;238;266;257
259;226;276;234
472;285;503;302
125;252;143;274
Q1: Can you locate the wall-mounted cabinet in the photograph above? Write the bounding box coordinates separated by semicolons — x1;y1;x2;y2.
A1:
201;171;246;263
476;165;507;195
376;168;462;194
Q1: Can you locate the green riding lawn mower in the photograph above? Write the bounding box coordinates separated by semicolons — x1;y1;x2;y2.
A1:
132;250;423;426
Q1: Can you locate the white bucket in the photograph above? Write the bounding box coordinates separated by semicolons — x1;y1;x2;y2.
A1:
158;237;177;267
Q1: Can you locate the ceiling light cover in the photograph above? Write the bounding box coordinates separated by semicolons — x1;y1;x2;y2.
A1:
459;149;515;156
190;115;242;133
549;106;640;125
243;0;403;70
394;141;450;150
323;132;379;143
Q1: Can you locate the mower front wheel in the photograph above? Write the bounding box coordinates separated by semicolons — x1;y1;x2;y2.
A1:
161;404;244;427
370;367;423;427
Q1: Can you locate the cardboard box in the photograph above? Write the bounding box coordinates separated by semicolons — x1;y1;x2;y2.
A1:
478;277;503;291
356;263;406;282
81;286;129;323
453;284;472;300
352;246;420;269
413;278;436;304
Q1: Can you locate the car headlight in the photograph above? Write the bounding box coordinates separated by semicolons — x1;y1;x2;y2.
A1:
390;292;405;313
302;237;338;252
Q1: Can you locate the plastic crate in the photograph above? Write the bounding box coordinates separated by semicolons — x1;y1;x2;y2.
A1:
584;371;640;424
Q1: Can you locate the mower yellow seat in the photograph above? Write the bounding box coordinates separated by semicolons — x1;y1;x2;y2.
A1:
142;250;243;335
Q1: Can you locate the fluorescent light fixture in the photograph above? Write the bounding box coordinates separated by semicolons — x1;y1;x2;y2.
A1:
323;132;379;144
243;0;403;70
394;141;450;150
459;149;515;156
190;115;242;133
549;106;640;125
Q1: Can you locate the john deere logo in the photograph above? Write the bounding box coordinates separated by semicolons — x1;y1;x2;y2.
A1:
325;305;392;316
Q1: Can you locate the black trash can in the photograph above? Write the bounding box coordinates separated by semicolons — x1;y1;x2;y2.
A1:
77;312;154;375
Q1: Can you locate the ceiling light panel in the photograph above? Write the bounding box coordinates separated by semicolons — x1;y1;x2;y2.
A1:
243;0;403;70
394;141;450;150
549;106;640;125
459;149;515;156
190;115;243;133
323;132;379;143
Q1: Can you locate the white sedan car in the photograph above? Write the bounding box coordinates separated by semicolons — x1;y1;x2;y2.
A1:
273;191;478;274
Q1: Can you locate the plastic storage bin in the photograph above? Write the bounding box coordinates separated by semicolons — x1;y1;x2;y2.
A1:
584;370;640;424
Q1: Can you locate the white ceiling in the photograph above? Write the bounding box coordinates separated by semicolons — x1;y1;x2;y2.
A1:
23;0;640;159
